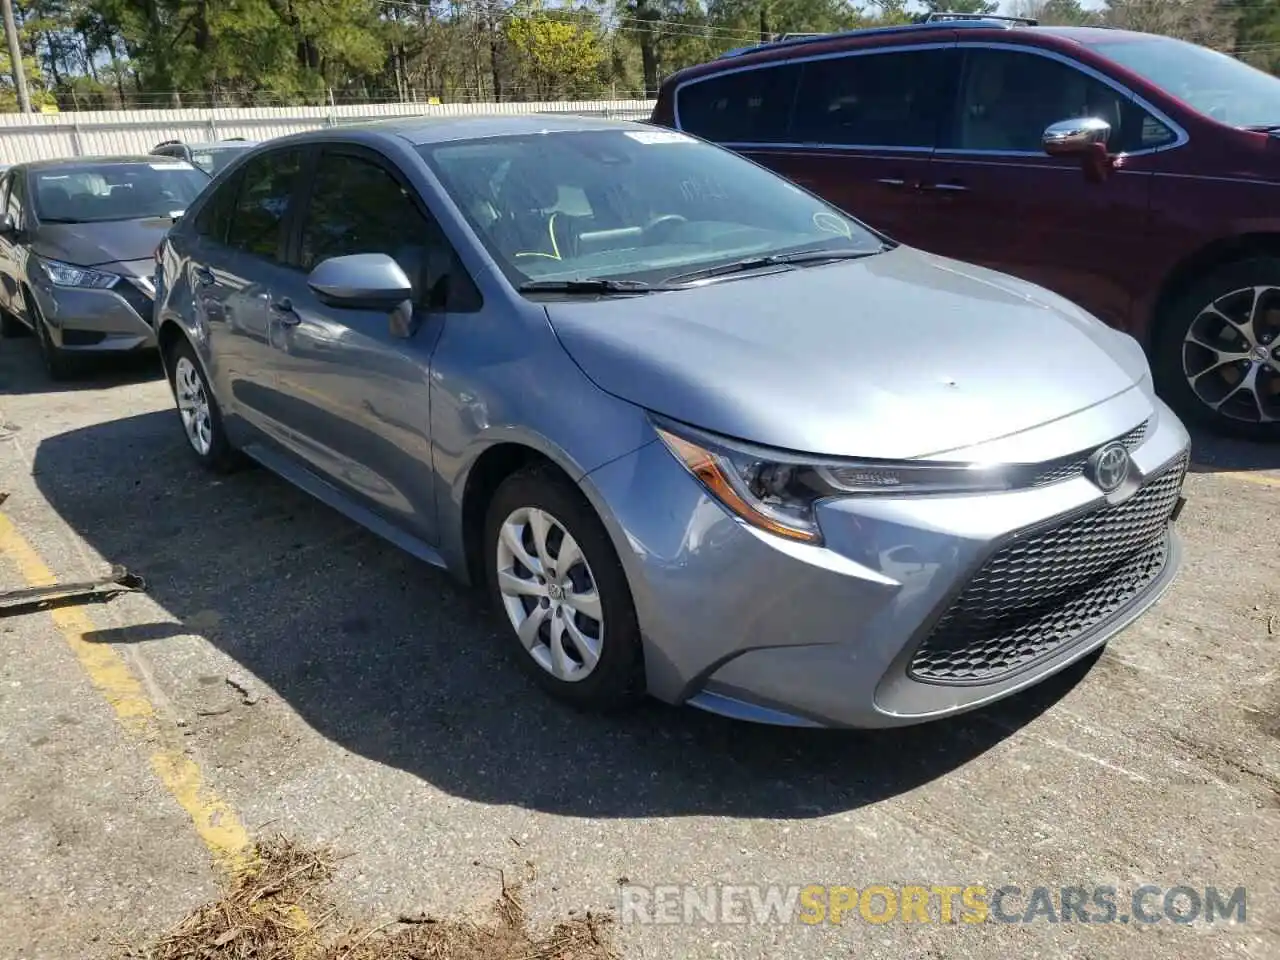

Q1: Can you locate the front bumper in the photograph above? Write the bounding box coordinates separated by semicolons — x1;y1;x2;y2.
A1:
31;272;157;351
580;388;1190;729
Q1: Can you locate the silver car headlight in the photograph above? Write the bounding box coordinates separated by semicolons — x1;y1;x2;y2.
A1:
37;256;118;290
654;421;1010;545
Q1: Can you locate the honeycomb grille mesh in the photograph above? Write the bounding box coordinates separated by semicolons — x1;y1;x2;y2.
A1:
1028;419;1149;487
909;454;1186;685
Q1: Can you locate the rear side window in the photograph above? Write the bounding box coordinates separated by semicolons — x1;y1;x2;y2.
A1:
191;170;241;244
790;49;957;148
225;148;304;262
944;48;1174;154
299;150;480;312
676;63;801;143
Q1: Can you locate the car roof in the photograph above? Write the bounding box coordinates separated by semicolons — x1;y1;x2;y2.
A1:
269;113;648;148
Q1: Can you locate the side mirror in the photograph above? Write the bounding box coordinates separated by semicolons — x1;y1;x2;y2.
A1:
1042;117;1112;157
307;253;418;335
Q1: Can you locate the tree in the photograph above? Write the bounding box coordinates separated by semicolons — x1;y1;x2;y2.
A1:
1104;0;1236;49
919;0;999;16
505;0;604;99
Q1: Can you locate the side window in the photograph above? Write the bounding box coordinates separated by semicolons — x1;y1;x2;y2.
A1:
946;49;1173;154
0;175;10;218
675;63;802;143
790;49;956;148
191;170;241;244
299;150;480;312
225;148;303;262
7;174;25;229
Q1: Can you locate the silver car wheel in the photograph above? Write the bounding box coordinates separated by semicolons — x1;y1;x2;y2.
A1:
1182;284;1280;423
495;505;604;682
174;356;213;456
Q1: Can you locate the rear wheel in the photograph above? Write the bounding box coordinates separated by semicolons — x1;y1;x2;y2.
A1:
484;465;645;711
166;337;240;472
1153;258;1280;441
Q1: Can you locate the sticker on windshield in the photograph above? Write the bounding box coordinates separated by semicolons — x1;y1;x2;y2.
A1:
624;130;694;145
149;161;195;171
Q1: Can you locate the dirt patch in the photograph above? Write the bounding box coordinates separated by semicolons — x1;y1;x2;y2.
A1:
118;835;618;960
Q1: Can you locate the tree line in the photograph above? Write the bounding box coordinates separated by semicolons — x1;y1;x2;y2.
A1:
1;0;1277;112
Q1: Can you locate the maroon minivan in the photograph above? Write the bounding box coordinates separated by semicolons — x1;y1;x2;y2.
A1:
651;19;1280;440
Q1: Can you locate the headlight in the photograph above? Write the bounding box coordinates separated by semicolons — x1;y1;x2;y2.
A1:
38;257;118;289
654;422;1011;545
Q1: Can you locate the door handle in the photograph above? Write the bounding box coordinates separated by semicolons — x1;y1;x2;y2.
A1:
875;178;907;188
271;297;300;326
194;265;215;286
922;182;968;192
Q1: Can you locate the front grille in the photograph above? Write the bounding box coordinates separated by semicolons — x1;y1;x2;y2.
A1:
1027;419;1150;487
116;278;155;324
909;453;1187;685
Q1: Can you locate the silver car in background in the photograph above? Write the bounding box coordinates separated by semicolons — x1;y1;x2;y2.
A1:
0;156;209;378
154;117;1190;729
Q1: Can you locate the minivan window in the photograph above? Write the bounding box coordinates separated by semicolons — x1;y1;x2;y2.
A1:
225;149;303;262
944;49;1173;153
419;129;884;287
1089;35;1280;129
790;49;956;148
675;64;802;143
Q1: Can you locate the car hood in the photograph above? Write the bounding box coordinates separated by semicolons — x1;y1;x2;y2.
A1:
544;248;1152;460
32;217;174;268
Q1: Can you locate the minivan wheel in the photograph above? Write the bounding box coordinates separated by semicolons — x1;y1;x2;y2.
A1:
167;338;240;472
484;466;644;710
1154;258;1280;441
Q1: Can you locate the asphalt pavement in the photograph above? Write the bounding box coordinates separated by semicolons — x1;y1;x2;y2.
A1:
1;338;1277;959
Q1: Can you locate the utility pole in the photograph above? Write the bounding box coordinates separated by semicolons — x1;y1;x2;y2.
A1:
1;0;30;114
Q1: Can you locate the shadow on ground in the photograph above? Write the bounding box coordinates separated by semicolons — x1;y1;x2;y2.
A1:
26;408;1105;821
0;336;164;397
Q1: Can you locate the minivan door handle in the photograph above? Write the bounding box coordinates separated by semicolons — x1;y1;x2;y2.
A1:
271;297;300;326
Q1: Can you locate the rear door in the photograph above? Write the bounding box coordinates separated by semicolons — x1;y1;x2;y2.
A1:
264;143;479;543
672;42;959;244
917;45;1169;329
184;145;308;443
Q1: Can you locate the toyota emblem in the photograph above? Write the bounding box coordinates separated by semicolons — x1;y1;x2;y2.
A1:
1086;441;1131;492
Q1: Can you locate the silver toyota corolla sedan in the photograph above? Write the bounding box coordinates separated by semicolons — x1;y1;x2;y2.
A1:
0;156;209;378
154;116;1191;728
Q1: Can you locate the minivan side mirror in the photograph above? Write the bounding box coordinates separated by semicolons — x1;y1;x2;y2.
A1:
1042;117;1113;183
307;252;417;329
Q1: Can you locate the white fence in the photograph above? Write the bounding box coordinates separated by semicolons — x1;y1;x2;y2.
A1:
0;99;657;164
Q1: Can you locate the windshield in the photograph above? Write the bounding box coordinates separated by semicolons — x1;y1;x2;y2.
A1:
32;161;210;223
417;129;884;286
1090;36;1280;128
189;146;251;176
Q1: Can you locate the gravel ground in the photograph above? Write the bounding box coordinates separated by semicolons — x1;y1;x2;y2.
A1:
1;339;1278;960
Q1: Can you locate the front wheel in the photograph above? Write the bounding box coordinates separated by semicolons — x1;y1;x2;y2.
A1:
1153;258;1280;440
30;297;78;381
484;465;645;711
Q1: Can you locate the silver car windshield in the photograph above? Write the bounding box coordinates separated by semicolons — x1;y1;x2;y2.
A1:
32;161;210;224
1090;36;1280;129
418;129;884;285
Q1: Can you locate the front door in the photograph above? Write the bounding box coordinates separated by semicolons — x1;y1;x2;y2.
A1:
916;46;1167;330
264;145;476;544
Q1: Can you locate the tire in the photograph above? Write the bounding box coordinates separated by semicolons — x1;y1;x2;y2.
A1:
484;465;645;711
30;296;78;381
1153;257;1280;441
165;336;241;473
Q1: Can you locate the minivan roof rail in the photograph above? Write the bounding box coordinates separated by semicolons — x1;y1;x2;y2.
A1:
715;16;1028;59
922;12;1038;26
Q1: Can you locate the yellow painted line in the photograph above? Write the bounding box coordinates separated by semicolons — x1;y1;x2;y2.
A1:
0;512;254;878
1190;465;1280;489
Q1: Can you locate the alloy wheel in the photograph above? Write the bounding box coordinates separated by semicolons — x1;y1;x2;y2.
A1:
174;356;213;456
1182;284;1280;423
495;506;604;682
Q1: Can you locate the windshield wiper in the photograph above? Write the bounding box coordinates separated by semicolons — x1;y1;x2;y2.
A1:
38;217;83;224
1244;123;1280;132
518;278;671;295
665;246;885;285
